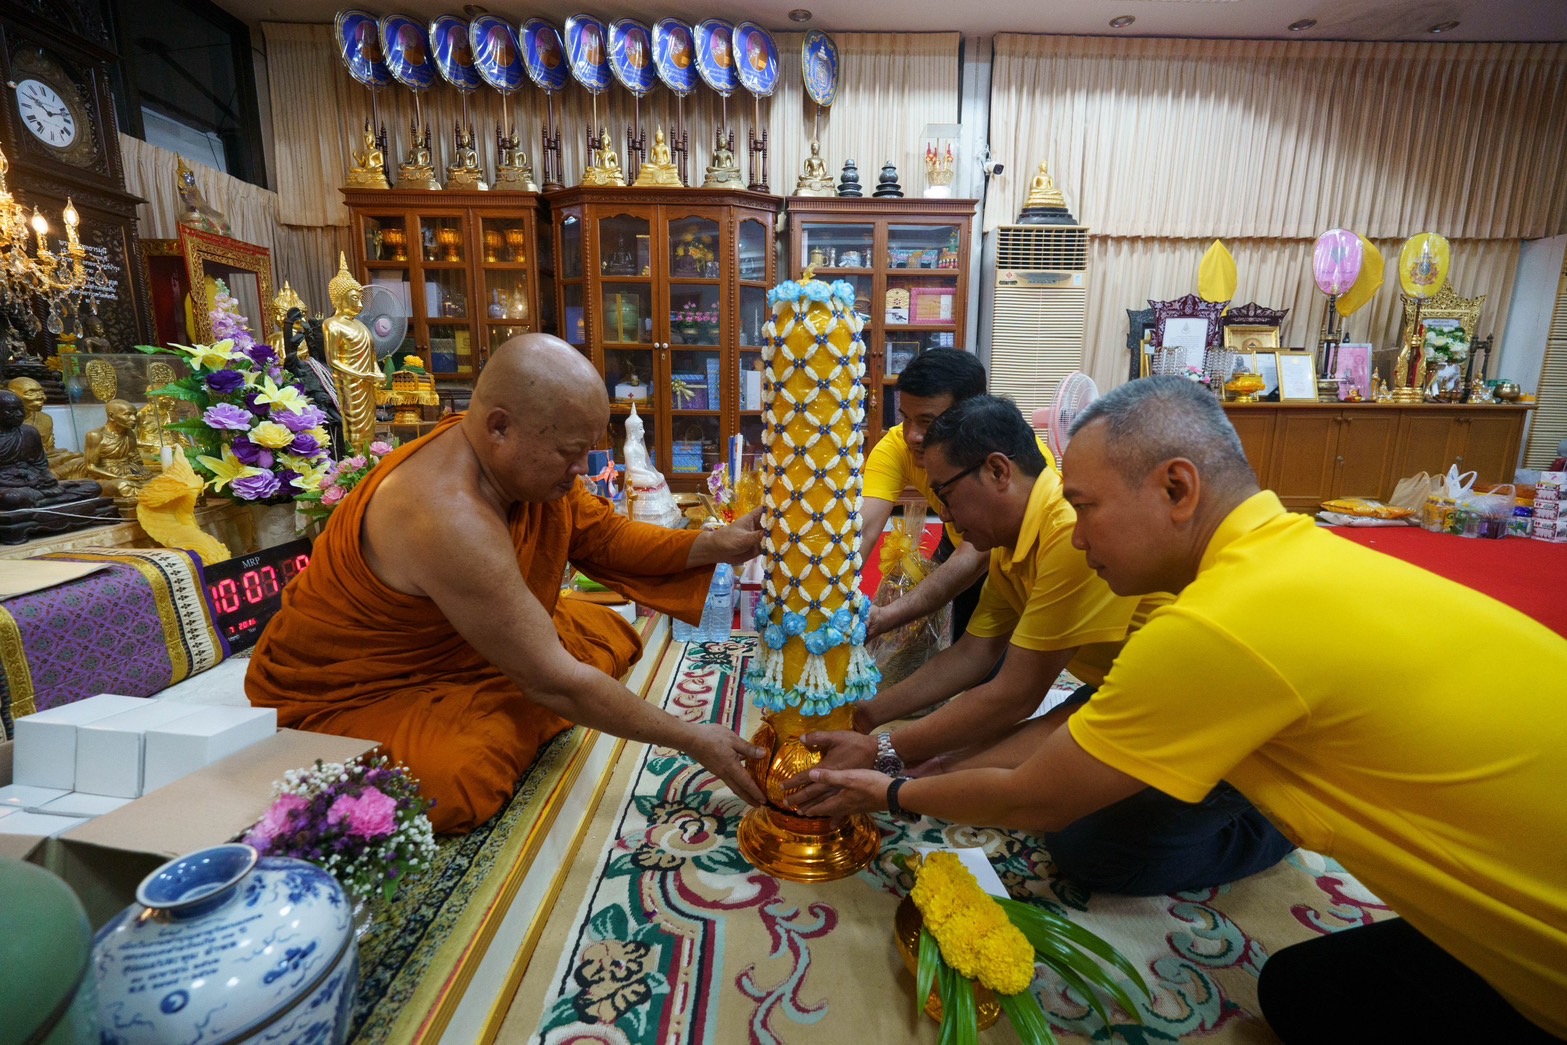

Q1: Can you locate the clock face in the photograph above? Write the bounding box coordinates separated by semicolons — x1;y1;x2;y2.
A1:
16;78;78;148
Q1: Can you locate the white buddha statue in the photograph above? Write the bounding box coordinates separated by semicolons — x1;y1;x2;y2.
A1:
622;401;682;527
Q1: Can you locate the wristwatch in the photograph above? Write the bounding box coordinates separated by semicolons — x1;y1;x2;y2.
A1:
886;776;919;823
873;732;905;777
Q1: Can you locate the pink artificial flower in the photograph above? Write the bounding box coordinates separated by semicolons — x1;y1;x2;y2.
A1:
246;792;308;850
369;441;394;458
327;787;398;840
344;455;368;471
321;485;345;506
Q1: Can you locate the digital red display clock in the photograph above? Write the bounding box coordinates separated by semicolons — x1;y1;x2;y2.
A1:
203;537;312;651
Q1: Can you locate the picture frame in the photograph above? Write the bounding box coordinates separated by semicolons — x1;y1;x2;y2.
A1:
1335;343;1373;400
1150;294;1223;375
1223;324;1282;355
1244;351;1280;397
1276;352;1319;401
178;226;275;345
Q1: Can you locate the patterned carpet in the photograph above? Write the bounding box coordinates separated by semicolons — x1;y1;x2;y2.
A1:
523;636;1392;1044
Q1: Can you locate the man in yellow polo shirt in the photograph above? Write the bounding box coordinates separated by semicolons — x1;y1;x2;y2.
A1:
801;395;1292;895
862;349;1053;639
797;378;1567;1041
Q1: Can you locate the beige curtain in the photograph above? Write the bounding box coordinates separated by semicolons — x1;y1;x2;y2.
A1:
120;133;279;248
987;36;1566;384
262;24;959;230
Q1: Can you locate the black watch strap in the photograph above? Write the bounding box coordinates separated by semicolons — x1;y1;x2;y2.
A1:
886;776;918;823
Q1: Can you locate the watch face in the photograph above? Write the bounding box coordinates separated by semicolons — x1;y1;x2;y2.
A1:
16;78;78;148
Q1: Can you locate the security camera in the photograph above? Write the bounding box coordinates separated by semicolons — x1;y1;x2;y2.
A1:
982;158;1006;177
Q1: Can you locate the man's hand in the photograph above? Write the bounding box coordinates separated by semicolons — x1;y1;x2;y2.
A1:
865;602;893;640
686;722;768;806
790;767;892;818
689;507;764;567
782;730;876;791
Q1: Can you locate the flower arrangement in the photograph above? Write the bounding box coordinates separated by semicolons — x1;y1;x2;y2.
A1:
907;852;1147;1045
1423;324;1471;363
1182;364;1212;387
140;279;333;503
243;754;437;904
296;440;394;524
672;301;720;327
706;462;736;524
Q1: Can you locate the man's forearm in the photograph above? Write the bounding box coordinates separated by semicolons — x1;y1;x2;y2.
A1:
877;543;989;632
528;659;705;749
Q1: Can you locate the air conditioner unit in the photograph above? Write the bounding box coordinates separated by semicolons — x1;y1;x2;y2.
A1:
985;224;1090;428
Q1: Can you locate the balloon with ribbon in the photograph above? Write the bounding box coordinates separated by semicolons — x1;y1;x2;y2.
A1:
609;19;655;178
1337;235;1384;318
521;18;569;189
1313;229;1363;296
566;13;612;162
335;9;391;146
1398;232;1451;300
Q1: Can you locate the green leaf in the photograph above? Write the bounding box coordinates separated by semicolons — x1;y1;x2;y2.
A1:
916;927;939;1020
164;419;212;434
998;990;1058;1045
947;968;976;1045
934;963;962;1045
1028;932;1144;1022
1000;897;1150;999
147;380;208;404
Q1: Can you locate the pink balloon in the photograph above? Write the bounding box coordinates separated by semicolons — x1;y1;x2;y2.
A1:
1313;229;1363;296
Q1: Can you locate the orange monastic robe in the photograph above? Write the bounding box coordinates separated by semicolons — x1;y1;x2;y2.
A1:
247;416;711;833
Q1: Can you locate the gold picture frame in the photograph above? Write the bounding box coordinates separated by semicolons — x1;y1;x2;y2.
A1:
1223;324;1281;355
1399;285;1483;346
1276;351;1319;402
178;225;276;345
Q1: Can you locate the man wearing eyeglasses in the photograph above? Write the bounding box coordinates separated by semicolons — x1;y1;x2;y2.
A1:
795;395;1292;895
861;350;1054;640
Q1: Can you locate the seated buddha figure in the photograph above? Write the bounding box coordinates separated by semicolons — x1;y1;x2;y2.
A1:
6;377;86;479
83;399;152;499
583;128;627;187
0;390;119;541
702;127;742;188
633;127;682;187
794;138;834;197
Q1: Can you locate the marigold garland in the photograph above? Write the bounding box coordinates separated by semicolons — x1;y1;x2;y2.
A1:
911;852;1036;996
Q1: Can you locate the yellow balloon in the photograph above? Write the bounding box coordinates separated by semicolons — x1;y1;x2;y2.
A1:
1337;235;1384;317
1398;233;1450;299
1198;239;1237;303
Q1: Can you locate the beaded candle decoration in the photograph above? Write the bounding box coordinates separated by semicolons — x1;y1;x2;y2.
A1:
737;272;882;881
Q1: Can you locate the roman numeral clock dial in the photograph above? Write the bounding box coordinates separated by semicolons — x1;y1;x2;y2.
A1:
15;78;78;147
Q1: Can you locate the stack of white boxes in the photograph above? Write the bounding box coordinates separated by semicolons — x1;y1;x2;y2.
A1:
1531;472;1566;543
0;693;276;837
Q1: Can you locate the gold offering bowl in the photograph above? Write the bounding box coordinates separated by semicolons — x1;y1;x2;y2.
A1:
893;895;1004;1029
380;227;408;261
482;229;504;263
1224;372;1266;403
436;226;462;262
737;705;880;882
504;228;528;263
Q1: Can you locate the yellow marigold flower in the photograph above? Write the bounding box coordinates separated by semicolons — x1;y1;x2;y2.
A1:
911;852;1035;996
249;420;295;449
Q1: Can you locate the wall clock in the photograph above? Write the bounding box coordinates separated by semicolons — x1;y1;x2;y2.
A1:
6;47;101;169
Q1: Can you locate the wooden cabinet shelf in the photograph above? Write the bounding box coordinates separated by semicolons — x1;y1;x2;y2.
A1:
1224;402;1532;512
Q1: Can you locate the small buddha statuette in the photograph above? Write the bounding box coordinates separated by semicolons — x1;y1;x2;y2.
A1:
1017;160;1079;225
398;121;441;191
446;124;488;191
793;138;834;197
702;127;742;188
633;127;683;187
583;127;627;187
346;120;391;189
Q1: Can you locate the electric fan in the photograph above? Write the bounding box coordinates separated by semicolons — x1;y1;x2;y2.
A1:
356;283;410;360
1041;371;1100;460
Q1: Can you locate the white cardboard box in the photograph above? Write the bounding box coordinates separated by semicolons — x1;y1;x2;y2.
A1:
13;694;146;789
0;810;82;837
0;783;69;808
142;706;277;794
76;701;210;798
39;793;135;817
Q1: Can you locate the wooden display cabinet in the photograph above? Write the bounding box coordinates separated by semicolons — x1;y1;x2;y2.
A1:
546;186;780;490
784;197;977;443
342;189;547;389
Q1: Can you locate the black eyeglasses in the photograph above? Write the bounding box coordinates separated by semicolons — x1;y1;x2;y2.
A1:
929;454;1014;505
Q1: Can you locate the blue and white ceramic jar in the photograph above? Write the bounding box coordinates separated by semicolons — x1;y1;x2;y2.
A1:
93;843;359;1044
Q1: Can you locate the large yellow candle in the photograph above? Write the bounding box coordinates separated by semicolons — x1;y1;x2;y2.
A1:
745;275;879;716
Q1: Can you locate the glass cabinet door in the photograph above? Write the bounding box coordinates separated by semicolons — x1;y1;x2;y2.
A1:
737;216;772;450
597;212;655;438
558;214;586;353
478;215;533;357
663;212;723;478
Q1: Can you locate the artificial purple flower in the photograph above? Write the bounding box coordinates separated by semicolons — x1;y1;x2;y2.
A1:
245;342;277;367
231;436;273;469
245;792;308;851
276;468;301;490
369;441;394;457
202;403;254;431
245;390;270;417
288;432;322;457
327;787;398;840
231;471;283;501
280;404;326;433
205;368;245;394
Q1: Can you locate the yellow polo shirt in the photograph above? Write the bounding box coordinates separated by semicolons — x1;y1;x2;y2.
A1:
1070;491;1567;1036
864;423;1057;546
963;466;1168;687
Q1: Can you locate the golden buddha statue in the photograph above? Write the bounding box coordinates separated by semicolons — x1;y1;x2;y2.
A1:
7;377;87;479
346;120;391;189
793;138;834;197
323;254;383;449
446;124;488;190
633;127;683;187
702;126;742;188
398;120;441;191
268;282;307;362
136;362;191;468
1391;325;1425;403
1025;161;1066;209
83;398;152;500
494;131;539;191
583;128;627;187
175;156;231;236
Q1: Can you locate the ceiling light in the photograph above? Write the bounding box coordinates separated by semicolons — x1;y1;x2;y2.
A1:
1109;15;1136;28
1287;18;1317;31
788;8;812;22
1428;20;1460;33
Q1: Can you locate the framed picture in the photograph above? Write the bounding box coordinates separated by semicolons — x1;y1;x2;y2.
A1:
1245;351;1280;397
1223;324;1281;355
886;341;919;376
1276;352;1319;401
1335;343;1373;400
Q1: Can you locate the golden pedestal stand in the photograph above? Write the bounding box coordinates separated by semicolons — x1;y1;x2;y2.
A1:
737;706;879;882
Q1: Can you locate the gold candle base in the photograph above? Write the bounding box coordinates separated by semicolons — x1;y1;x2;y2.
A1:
737;705;879;882
1391;386;1424;403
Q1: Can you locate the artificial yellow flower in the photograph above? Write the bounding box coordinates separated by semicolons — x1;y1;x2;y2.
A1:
195;445;266;492
912;853;1035;996
172;339;237;371
284;456;332;492
249;420;295;450
253;374;308;413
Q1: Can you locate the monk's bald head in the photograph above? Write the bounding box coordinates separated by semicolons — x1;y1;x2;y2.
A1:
471;334;608;429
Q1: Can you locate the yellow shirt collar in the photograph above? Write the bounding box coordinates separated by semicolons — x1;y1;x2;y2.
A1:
995;466;1063;570
1198;489;1288;575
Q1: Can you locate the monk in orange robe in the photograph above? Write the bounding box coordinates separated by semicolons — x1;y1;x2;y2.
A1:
248;334;766;833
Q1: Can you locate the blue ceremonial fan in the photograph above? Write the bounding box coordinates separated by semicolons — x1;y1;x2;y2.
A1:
694;19;737;98
608;19;655;98
469;14;525;94
429;14;481;93
801;29;840;108
652;18;697;97
521;18;569;93
565;13;611;94
335;9;391;89
379;14;435;92
733;22;779;98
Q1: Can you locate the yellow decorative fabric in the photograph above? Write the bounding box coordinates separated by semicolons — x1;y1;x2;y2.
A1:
1337;235;1384;317
1198;239;1237;303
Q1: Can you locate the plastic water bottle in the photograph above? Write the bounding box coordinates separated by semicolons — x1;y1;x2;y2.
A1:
697;563;736;643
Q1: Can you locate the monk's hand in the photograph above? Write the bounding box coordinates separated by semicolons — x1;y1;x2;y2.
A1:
791;767;891;818
691;507;764;567
782;730;876;793
690;723;768;806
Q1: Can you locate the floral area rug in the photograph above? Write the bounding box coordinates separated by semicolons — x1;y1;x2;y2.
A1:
525;636;1391;1045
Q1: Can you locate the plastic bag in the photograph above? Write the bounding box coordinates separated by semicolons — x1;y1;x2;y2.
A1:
1389;471;1443;514
866;514;951;687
